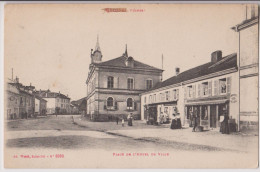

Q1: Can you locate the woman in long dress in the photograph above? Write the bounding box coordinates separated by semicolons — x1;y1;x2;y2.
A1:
170;114;177;129
220;112;230;134
176;113;182;129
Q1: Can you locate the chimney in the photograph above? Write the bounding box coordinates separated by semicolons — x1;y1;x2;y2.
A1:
15;76;19;83
175;67;180;76
211;50;222;63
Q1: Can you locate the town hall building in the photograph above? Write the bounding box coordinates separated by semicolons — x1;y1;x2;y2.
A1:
86;38;163;121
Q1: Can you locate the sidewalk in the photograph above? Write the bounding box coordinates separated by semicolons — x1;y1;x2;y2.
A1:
73;116;258;153
107;127;258;153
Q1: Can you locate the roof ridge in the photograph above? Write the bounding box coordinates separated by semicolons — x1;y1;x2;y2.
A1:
208;53;237;69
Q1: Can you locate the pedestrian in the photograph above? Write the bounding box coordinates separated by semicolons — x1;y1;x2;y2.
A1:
189;109;193;127
176;113;182;129
122;118;125;127
116;116;119;125
192;108;198;132
220;108;230;134
170;114;177;129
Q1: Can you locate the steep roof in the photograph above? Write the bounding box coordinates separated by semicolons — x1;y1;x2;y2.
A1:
149;53;237;91
93;56;163;71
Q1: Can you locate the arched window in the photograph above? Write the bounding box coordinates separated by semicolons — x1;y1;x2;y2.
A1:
127;98;133;109
107;97;114;107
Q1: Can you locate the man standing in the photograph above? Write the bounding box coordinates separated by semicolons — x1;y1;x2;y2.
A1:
192;108;198;132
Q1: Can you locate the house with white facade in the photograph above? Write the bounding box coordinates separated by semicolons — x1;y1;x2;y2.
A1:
141;51;239;131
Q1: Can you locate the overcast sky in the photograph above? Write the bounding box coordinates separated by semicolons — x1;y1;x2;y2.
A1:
4;4;247;100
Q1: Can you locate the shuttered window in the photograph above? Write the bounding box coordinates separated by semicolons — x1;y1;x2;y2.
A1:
107;76;114;88
208;81;212;96
227;77;231;93
146;79;153;89
214;80;219;95
127;78;134;90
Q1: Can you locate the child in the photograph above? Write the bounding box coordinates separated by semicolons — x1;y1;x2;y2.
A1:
122;118;125;127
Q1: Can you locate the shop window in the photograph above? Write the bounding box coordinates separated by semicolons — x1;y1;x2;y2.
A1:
107;97;114;107
202;82;209;96
127;78;134;90
219;78;227;94
107;76;114;89
146;79;153;90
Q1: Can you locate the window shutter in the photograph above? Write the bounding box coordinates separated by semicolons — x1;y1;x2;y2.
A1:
198;84;201;97
184;87;187;99
134;102;137;110
114;77;118;88
193;85;196;98
208;81;212;96
114;101;118;110
214;80;219;95
103;76;107;88
227;77;231;94
176;89;179;99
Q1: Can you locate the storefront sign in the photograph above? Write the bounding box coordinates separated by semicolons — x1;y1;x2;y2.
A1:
230;94;237;103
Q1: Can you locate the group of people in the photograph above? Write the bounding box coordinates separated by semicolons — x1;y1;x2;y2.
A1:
159;112;169;124
115;113;134;127
189;107;230;134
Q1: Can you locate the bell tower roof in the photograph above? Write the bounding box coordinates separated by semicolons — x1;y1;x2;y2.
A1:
95;35;101;52
123;44;128;57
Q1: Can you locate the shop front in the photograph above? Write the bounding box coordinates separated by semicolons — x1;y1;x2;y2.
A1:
145;101;177;125
185;97;230;130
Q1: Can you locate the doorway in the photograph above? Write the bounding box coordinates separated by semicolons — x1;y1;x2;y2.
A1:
210;105;216;128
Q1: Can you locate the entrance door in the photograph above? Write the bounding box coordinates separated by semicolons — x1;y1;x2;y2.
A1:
210;105;216;128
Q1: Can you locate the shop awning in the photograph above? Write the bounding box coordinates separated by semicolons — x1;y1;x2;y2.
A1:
185;99;229;106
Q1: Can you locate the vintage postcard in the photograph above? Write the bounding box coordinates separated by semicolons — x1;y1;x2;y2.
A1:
3;3;259;168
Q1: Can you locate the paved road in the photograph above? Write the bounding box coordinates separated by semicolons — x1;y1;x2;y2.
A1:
5;115;176;151
4;115;256;152
5;115;258;168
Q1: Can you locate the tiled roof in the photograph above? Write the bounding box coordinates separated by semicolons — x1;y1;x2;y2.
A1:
93;56;163;71
56;93;70;99
149;53;237;91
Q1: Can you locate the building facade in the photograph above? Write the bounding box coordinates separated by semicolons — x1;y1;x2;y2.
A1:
5;78;36;119
232;5;259;131
35;96;47;116
86;39;163;121
141;51;239;131
35;90;70;114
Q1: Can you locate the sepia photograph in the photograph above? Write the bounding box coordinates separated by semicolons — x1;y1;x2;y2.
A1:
2;3;259;169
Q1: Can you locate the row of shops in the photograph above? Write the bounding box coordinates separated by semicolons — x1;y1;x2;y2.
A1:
141;51;239;131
